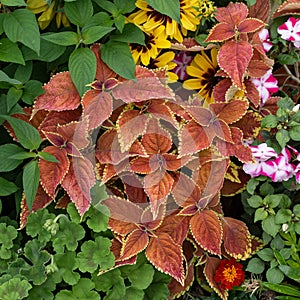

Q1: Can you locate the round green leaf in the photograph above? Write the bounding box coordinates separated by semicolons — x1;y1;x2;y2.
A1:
0;278;32;300
246;257;265;274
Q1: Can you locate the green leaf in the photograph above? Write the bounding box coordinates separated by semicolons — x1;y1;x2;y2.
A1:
69;47;96;96
27;274;57;300
93;0;118;14
52;217;85;253
125;287;144;300
0;223;18;250
7;87;22;112
3;9;40;54
101;40;135;80
0;177;19;196
246;257;265;274
114;0;136;13
82;26;114;45
9;151;36;160
0;144;24;172
0;278;32;300
0;0;26;5
257;248;274;262
145;0;181;23
0;38;25;65
276;129;290;148
38;151;59;163
259;182;275;197
144;271;170;300
264;194;283;208
22;80;44;105
278;53;298;65
279;265;300;283
114;14;125;33
261;114;278;128
64;0;94;27
262;215;281;237
23;160;40;211
14;61;33;83
110;23;145;45
41;32;78;46
83;12;114;28
254;207;268;222
246;178;259;194
21;39;66;62
289;125;300;141
77;236;114;273
128;263;155;289
54;251;80;285
2;115;41;150
262;282;300;297
86;207;109;233
56;278;100;300
247;195;263;208
278;97;295;110
0;70;22;85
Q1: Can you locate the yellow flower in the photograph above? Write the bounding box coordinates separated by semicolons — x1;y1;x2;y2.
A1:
183;48;218;104
130;27;171;66
152;51;178;83
128;0;200;43
26;0;70;30
195;0;216;19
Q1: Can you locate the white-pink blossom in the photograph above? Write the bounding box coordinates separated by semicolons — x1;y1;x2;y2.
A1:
172;52;193;81
251;69;279;104
278;17;300;49
259;28;273;52
251;143;278;161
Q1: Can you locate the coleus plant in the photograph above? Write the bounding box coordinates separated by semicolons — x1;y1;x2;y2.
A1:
3;1;276;297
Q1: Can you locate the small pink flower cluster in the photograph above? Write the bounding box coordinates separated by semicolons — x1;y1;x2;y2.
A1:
278;17;300;49
243;143;300;183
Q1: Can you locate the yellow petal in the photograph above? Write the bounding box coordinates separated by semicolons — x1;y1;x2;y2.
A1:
186;65;204;78
155;39;171;49
183;79;201;90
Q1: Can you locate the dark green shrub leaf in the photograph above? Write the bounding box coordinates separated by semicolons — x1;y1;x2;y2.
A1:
246;257;265;274
41;32;79;46
82;26;114;45
144;271;170;300
86;207;109;233
21;39;66;62
93;0;118;14
265;194;284;208
278;97;295;110
77;236;114;273
247;195;263;208
254;207;268;222
9;152;36;160
289;125;300;141
261;114;278;128
0;38;25;65
114;0;136;13
0;277;31;300
22;80;44;105
38;151;59;163
114;14;125;33
110;23;145;45
262;282;300;297
125;287;144;300
246;178;260;195
27;274;57;300
3;9;40;54
275;208;292;224
84;12;114;28
101;41;135;80
0;71;22;85
145;0;180;23
266;267;284;284
0;223;18;251
14;61;33;83
127;263;155;289
3;116;41;150
276;129;290;148
69;47;96;96
0;178;19;196
0;144;24;172
23;160;40;211
64;0;94;27
1;0;26;5
278;53;298;65
7;87;22;112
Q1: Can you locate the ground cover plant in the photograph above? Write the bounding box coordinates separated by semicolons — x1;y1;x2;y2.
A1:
0;0;299;299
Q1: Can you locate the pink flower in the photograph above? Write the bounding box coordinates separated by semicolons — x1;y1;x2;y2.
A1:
294;163;300;183
172;52;193;81
243;160;270;177
251;143;278;161
251;69;279;104
259;29;273;52
278;17;300;49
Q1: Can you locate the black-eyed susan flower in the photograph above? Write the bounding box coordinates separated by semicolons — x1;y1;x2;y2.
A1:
152;51;178;83
183;48;218;104
128;0;201;43
130;27;171;66
26;0;70;30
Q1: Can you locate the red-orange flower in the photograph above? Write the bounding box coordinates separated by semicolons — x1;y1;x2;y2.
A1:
214;258;245;290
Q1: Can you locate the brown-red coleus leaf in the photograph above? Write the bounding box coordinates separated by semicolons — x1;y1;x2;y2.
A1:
272;0;300;18
206;2;265;43
61;157;96;216
39;146;70;198
32;72;81;116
